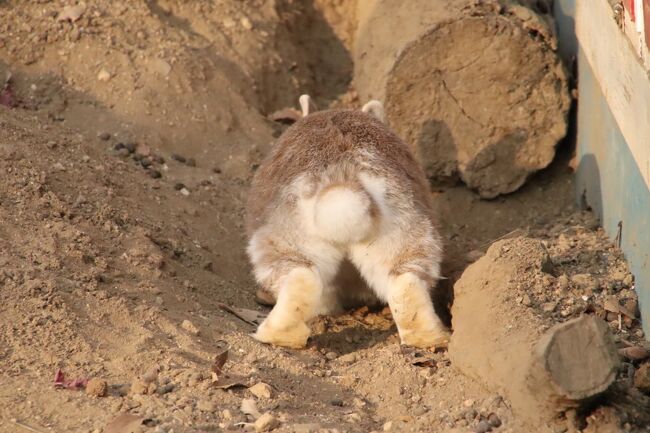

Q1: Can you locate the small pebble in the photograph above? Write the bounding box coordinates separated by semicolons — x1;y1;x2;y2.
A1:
249;382;272;399
325;352;338;361
98;132;111;141
241;17;253;30
383;421;393;431
148;169;162;179
181;319;199;335
346;413;361;423
130;379;150;395
97;68;111;82
124;143;136;153
475;420;492;433
464;409;478;423
174;183;185;191
157;383;174;395
186;158;196;167
330;398;344;407
542;301;557;313
114;143;126;151
180;188;190;196
488;413;501;428
197;399;216;412
338;353;357;364
556;274;569;290
140;158;152;168
141;365;160;384
171;153;186;163
412;406;428;416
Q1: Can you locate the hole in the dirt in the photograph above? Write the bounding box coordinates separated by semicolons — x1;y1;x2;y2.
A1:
433;278;454;329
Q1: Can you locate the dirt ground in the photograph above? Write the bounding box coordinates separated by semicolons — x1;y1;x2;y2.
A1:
0;2;648;433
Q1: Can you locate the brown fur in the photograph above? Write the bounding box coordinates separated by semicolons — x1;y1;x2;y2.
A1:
246;109;436;235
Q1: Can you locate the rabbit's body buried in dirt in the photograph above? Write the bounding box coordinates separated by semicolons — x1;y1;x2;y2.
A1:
245;96;450;349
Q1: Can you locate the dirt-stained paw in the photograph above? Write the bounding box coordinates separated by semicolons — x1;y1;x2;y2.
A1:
253;318;310;349
400;328;451;350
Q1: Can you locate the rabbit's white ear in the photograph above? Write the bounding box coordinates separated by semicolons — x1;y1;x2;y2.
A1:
362;100;385;122
299;94;317;117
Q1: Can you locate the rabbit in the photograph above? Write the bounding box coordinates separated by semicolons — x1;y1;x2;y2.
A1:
245;95;449;349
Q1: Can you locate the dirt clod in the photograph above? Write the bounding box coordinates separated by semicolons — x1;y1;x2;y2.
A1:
130;379;153;396
181;319;199;335
86;378;108;398
634;363;650;393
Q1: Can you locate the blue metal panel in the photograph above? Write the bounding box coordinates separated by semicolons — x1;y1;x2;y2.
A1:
554;0;578;63
575;50;650;337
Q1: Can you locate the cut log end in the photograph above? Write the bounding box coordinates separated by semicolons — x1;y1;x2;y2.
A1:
354;1;570;198
384;16;569;197
532;315;620;402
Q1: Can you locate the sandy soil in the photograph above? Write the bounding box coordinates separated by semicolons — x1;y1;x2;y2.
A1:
0;2;648;433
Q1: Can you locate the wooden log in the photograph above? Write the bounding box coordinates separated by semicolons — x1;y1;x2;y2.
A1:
449;238;619;426
353;0;570;198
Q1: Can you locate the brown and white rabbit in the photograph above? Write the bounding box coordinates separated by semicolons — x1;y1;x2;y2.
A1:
245;95;449;349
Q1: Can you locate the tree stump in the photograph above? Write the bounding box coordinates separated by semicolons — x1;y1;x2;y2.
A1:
354;0;570;198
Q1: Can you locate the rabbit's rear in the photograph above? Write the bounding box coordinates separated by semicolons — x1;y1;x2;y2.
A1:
246;101;449;349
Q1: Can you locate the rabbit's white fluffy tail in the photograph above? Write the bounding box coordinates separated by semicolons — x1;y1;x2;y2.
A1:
313;183;377;244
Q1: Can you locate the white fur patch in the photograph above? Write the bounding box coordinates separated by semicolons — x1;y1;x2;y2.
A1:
361;100;385;122
313;185;374;244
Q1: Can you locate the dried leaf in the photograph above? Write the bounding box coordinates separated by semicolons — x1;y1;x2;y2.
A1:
212;349;229;376
54;369;88;390
212;373;248;389
104;413;152;433
603;296;620;314
0;86;16;108
268;108;301;125
619;346;650;361
617;304;637;320
411;358;437;368
217;303;267;326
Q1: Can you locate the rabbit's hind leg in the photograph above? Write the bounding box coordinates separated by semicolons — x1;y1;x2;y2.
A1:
249;231;342;348
254;266;323;349
350;238;449;349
